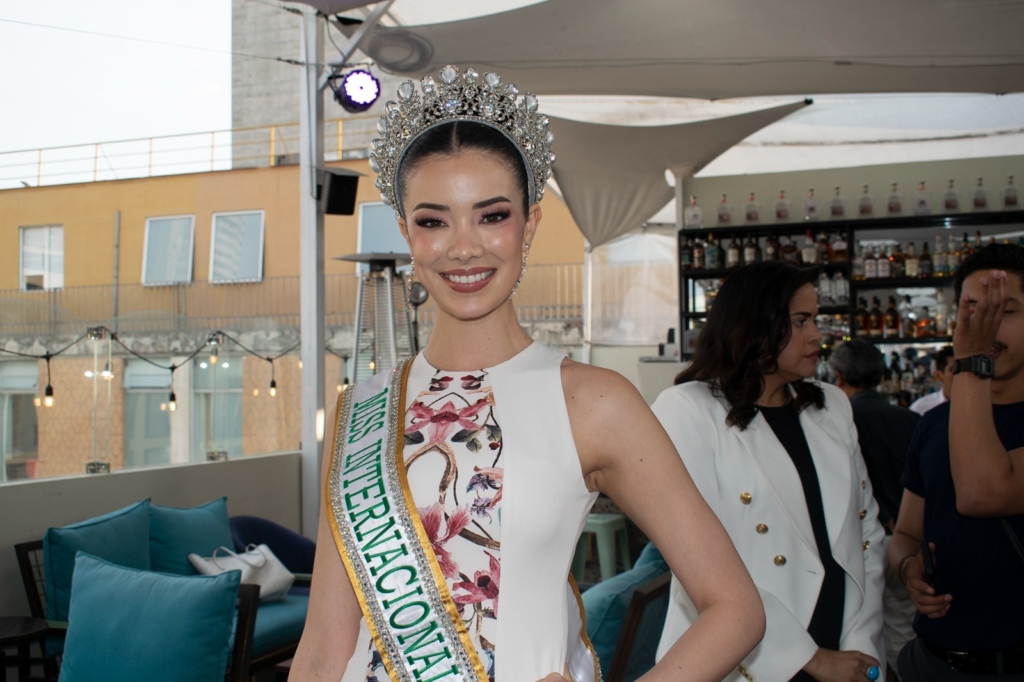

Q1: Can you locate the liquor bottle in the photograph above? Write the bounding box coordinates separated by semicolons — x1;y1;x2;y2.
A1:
855;297;871;337
832;271;849;306
884;296;900;339
890;242;906;279
905;242;920;278
706;233;722;269
916;307;935;338
680;235;694;270
972;177;989;210
973;229;983;253
743;235;761;265
684;195;703;229
852;243;866;281
919;240;933;278
877;244;892;279
816;232;831;265
804;188;820;221
781;235;801;264
949;300;958;334
947;233;961;273
1004;175;1019;209
886;182;903;215
727;236;742;269
864;245;879;279
858;185;874;217
692;236;705;270
869;297;884;338
960;231;972;259
913;181;931;215
899;295;915;338
775;190;792;221
801;230;818;263
944;179;959;212
745;192;761;223
830;186;846;219
934;290;949;335
717;194;732;225
765;234;781;261
818;270;834;307
933;235;947;278
831;232;849;262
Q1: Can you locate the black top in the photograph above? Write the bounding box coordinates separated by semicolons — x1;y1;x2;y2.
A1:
760;404;846;681
901;400;1024;652
848;390;921;529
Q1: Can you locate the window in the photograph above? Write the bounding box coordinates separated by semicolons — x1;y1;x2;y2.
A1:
142;215;194;285
357;203;409;273
21;226;64;290
0;362;39;481
209;211;265;283
192;357;242;460
122;360;172;468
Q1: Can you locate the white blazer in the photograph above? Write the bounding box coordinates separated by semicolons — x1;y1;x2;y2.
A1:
653;380;885;682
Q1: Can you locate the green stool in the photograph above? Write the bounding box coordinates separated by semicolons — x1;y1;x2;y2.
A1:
571;513;632;582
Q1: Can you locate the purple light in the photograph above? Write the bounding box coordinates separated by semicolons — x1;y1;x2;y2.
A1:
335;69;381;113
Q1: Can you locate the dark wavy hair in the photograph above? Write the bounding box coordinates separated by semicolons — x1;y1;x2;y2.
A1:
396;121;530;216
954;242;1024;299
677;261;825;430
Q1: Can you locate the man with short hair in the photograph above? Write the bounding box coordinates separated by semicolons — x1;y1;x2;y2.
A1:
909;347;954;416
889;243;1024;680
831;339;920;677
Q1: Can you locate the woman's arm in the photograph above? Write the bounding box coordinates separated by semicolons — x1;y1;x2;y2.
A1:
564;363;765;681
289;398;364;681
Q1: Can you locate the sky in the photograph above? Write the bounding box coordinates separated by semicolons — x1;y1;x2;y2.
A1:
0;0;232;153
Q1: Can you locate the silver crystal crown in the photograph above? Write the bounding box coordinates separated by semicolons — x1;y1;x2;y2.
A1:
369;64;555;216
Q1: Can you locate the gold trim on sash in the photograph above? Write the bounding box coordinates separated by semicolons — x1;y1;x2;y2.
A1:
569;575;604;682
393;359;490;681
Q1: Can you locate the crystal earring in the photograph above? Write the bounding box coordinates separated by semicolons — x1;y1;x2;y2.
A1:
406;256;415;312
508;243;530;299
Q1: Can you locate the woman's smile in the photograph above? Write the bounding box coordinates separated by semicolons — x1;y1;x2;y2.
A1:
440;267;497;292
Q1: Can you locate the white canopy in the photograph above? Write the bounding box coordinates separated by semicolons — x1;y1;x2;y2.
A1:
548;100;810;247
353;0;1024;98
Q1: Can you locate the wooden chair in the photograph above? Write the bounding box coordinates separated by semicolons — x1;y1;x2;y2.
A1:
14;540;259;682
605;572;672;682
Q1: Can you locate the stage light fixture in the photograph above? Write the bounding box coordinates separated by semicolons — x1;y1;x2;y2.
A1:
333;69;380;113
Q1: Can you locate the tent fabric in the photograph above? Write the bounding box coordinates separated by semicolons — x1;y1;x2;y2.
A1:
548;100;809;247
354;0;1024;99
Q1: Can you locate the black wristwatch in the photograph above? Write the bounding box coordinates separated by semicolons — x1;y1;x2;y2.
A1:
953;355;995;379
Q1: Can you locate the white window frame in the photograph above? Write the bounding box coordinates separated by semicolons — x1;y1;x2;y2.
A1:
208;210;266;284
142;214;195;286
19;225;64;291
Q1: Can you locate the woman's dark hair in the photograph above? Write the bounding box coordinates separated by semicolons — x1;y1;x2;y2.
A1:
396;121;530;216
954;242;1024;299
677;260;825;429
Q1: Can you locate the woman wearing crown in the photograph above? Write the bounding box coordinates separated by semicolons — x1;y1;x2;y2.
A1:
291;66;764;682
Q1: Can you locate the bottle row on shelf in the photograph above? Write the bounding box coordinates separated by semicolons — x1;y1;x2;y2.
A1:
684;176;1020;228
854;292;953;340
680;229;848;271
853;231;1022;281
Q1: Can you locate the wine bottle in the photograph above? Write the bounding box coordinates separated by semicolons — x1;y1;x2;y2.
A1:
944;179;960;212
914;181;931;215
830;186;846;218
818;270;834;307
680;235;694;270
869;297;884;338
856;298;870;337
858;185;874;217
804;188;820;221
816;232;831;265
933;235;947;278
887;182;903;215
852;243;866;281
727;236;742;269
947;234;961;273
1004;175;1019;209
831;232;849;263
877;244;892;279
864;245;879;279
765;234;781;261
684;195;703;228
706;233;722;269
884;296;900;339
905;242;920;279
781;235;801;264
745;192;760;223
801;230;818;263
890;243;905;279
775;190;791;221
743;235;761;264
832;271;849;306
693;237;705;270
717;194;732;225
973;177;989;210
919;240;933;278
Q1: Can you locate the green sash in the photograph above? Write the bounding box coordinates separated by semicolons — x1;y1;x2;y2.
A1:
327;360;488;682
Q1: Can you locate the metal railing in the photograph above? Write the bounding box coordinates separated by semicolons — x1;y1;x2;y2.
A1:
0;263;583;337
0;115;380;190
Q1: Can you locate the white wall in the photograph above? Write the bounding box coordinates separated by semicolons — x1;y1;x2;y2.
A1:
0;451;301;617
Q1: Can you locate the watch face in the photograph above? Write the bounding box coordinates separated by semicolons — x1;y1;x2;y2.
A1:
980;356;995;376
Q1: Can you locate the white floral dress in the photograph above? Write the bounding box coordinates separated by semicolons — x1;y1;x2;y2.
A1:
364;356;503;682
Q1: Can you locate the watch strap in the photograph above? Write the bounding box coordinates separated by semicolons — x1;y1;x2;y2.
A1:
953;355;994;379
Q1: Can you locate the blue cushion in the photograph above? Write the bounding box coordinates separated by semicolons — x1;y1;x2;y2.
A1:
150;498;234;575
582;543;668;676
59;552;241;682
43;499;151;621
250;595;309;656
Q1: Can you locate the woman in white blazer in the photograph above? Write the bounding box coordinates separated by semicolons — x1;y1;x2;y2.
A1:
654;262;886;682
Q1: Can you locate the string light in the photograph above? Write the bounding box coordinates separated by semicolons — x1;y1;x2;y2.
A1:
269;379;277;397
268;358;277;397
43;355;54;408
167;391;177;412
101;362;113;381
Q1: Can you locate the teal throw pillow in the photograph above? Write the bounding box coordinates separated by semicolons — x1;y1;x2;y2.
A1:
582;543;669;676
43;499;151;621
150;497;234;575
60;552;241;682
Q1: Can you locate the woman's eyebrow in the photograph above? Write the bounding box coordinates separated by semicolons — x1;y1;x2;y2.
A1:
472;196;511;210
412;202;449;211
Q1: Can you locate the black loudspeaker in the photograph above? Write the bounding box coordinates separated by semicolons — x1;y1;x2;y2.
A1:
319;168;361;215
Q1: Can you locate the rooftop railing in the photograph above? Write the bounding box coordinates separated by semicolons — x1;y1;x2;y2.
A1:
0;115;380;190
0;263;583;338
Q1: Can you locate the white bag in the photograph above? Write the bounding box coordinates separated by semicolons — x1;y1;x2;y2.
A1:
189;544;294;601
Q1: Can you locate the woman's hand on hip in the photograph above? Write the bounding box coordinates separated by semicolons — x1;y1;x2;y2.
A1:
537;674;570;682
803;648;880;682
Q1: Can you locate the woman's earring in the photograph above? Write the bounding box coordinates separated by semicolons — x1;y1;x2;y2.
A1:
508;243;530;299
406;256;415;312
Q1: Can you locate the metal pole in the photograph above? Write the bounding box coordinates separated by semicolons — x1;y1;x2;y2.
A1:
298;6;325;540
112;211;121;332
582;240;593;364
674;171;684;350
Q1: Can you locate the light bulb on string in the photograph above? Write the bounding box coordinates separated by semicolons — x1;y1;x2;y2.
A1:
44;384;54;408
84;370;95;378
209;346;219;366
101;362;113;381
168;391;177;412
269;379;277;398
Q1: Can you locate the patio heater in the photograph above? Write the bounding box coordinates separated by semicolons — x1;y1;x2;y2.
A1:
336;252;414;383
